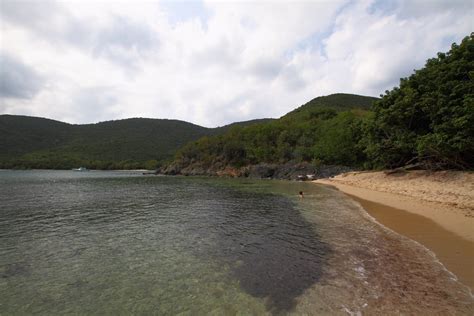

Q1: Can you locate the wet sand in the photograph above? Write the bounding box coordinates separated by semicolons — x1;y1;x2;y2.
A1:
314;171;474;292
349;195;474;291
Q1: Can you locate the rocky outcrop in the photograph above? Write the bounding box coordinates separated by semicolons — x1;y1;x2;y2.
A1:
158;161;353;180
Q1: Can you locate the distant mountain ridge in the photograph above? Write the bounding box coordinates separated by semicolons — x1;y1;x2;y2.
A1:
0;114;274;169
0;93;377;169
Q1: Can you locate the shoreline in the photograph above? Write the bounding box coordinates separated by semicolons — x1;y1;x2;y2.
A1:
314;171;474;291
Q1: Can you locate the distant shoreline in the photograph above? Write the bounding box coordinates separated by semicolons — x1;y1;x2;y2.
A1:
0;168;151;172
314;171;474;291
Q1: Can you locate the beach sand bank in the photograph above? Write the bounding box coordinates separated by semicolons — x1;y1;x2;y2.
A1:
314;170;474;291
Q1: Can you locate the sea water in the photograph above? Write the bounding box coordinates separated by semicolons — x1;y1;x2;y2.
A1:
0;170;472;315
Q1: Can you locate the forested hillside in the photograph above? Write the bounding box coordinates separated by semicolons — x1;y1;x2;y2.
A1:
364;33;473;169
0;116;272;169
169;93;378;173
282;93;377;121
167;34;473;175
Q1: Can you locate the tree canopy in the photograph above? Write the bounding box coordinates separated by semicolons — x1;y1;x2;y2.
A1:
173;94;377;170
172;34;473;172
0;116;271;170
364;33;473;169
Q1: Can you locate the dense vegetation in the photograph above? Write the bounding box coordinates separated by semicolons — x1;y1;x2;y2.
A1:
0;116;272;170
364;33;473;169
172;34;473;172
172;94;377;170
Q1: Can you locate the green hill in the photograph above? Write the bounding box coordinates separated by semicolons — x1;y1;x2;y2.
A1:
0;92;371;170
170;93;378;172
213;118;275;133
0;115;73;159
0;115;272;170
282;93;378;120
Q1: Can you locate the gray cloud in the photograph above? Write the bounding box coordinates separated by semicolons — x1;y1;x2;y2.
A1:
0;1;472;126
249;58;283;80
395;0;473;18
368;0;472;18
97;16;156;51
1;1;158;70
279;64;307;91
70;16;159;71
0;53;43;99
91;16;159;69
208;91;258;126
71;87;119;123
0;0;62;32
191;37;241;70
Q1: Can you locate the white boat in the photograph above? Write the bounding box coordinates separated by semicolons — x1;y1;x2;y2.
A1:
72;167;88;171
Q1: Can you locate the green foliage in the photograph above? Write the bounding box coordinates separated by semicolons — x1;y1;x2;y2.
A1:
0;116;269;170
313;112;367;165
174;94;377;169
364;34;474;169
282;93;378;121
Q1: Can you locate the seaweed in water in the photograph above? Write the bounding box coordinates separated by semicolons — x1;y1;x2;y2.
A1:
1;262;31;278
189;187;331;312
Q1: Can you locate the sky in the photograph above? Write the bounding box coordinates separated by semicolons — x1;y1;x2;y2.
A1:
0;0;472;127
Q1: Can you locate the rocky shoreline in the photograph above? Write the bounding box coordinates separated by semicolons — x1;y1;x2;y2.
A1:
156;162;353;180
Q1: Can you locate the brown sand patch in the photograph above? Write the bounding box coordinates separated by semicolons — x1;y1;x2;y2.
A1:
314;170;474;292
319;170;474;215
350;195;474;291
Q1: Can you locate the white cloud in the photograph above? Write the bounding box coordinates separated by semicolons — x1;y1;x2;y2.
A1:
0;0;472;126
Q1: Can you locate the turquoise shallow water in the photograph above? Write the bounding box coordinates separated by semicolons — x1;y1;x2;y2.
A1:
0;170;472;315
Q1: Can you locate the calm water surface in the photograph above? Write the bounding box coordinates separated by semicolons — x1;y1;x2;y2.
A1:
0;170;472;315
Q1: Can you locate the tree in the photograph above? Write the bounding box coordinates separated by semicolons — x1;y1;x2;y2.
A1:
364;33;474;169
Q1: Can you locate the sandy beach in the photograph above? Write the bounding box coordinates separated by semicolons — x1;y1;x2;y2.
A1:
314;170;474;291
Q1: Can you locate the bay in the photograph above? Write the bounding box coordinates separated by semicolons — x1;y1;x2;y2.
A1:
0;170;472;315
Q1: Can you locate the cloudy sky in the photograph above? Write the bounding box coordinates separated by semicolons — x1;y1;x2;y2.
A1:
0;0;472;127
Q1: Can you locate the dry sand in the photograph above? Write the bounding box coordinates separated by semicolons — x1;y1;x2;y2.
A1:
314;170;474;291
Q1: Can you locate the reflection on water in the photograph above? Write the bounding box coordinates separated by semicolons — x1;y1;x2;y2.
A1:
0;170;472;315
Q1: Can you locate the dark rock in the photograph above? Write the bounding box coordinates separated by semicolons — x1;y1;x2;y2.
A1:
156;160;354;180
248;164;277;178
